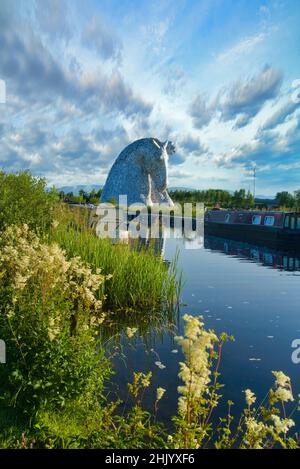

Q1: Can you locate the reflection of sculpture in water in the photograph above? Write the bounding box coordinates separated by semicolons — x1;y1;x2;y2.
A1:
128;227;167;259
101;138;175;206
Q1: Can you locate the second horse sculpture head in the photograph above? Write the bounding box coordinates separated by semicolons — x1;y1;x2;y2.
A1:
101;138;175;206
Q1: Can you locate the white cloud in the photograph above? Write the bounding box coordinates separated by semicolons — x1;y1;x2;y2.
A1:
216;32;266;64
81;15;123;62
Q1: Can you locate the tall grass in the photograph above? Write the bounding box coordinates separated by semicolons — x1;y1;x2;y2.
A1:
49;205;181;317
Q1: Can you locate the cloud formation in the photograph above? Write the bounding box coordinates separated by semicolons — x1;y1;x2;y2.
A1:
34;0;71;40
218;65;283;127
261;100;299;130
189;94;215;129
82;15;123;62
0;0;299;193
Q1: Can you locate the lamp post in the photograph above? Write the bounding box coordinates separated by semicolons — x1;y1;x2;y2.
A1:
253;164;256;200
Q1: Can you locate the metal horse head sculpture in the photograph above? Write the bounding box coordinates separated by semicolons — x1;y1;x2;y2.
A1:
101;138;175;206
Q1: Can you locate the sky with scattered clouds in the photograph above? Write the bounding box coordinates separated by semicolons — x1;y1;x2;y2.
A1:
0;0;300;195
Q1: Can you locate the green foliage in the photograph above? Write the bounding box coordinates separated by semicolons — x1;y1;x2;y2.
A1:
0;172;298;449
49;206;180;315
0;171;58;233
0;225;110;442
276;190;300;210
59;188;102;205
170;188;255;208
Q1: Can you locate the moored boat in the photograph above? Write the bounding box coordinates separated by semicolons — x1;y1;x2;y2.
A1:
204;209;300;249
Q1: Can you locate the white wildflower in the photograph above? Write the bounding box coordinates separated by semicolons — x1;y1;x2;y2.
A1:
272;370;294;402
156;387;166;401
244;389;256;407
126;327;138;339
274;387;294;402
244;417;268;449
272;371;291;388
175;315;218;417
271;415;295;434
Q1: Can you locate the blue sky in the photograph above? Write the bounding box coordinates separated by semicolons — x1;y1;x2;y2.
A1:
0;0;299;195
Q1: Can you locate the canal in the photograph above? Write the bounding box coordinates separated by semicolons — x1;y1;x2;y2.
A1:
109;229;300;427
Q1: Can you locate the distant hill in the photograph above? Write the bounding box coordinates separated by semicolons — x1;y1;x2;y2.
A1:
169;186;207;192
56;184;103;194
255;197;277;206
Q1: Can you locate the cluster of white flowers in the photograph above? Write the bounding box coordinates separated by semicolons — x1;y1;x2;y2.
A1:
244;389;256;407
271;415;295;434
244;412;295;449
244;417;268;449
0;225;107;337
126;327;138;339
156;387;166;401
272;371;294;402
243;371;295;448
47;316;61;342
175;314;218;417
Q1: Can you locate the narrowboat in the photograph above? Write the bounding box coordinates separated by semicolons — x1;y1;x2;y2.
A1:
204;210;300;249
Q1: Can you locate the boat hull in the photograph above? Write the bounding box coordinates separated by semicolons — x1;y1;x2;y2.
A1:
204;221;300;250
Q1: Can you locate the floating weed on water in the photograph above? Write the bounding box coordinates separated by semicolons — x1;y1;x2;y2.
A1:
155;361;166;369
171;349;178;354
249;358;261;361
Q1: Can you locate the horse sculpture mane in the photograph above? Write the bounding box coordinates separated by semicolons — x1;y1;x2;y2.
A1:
101;138;175;206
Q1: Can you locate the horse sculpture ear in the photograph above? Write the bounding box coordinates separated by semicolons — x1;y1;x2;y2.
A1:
164;141;175;155
153;139;161;149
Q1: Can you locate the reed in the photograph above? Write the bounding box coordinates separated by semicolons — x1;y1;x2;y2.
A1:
49;205;181;316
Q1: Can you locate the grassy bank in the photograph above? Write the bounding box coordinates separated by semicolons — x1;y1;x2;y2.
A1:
0;171;298;449
49;204;180;315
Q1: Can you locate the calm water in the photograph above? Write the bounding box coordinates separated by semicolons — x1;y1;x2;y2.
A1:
109;230;300;427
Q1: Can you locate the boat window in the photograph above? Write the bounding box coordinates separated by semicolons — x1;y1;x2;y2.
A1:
252;215;261;225
297;218;300;230
225;214;230;223
264;216;275;226
291;216;295;229
284;215;290;228
263;253;273;265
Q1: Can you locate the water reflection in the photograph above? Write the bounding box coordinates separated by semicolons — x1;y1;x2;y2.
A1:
204;235;300;272
126;222;300;273
106;224;300;426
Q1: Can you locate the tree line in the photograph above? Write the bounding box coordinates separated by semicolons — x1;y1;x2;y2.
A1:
59;188;102;205
59;187;300;210
170;189;255;208
275;191;300;209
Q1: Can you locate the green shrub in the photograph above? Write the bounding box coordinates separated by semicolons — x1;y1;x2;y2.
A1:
0;171;58;233
0;225;110;436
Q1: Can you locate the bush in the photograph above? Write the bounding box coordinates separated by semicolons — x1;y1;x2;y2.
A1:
0;171;58;233
0;225;110;438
